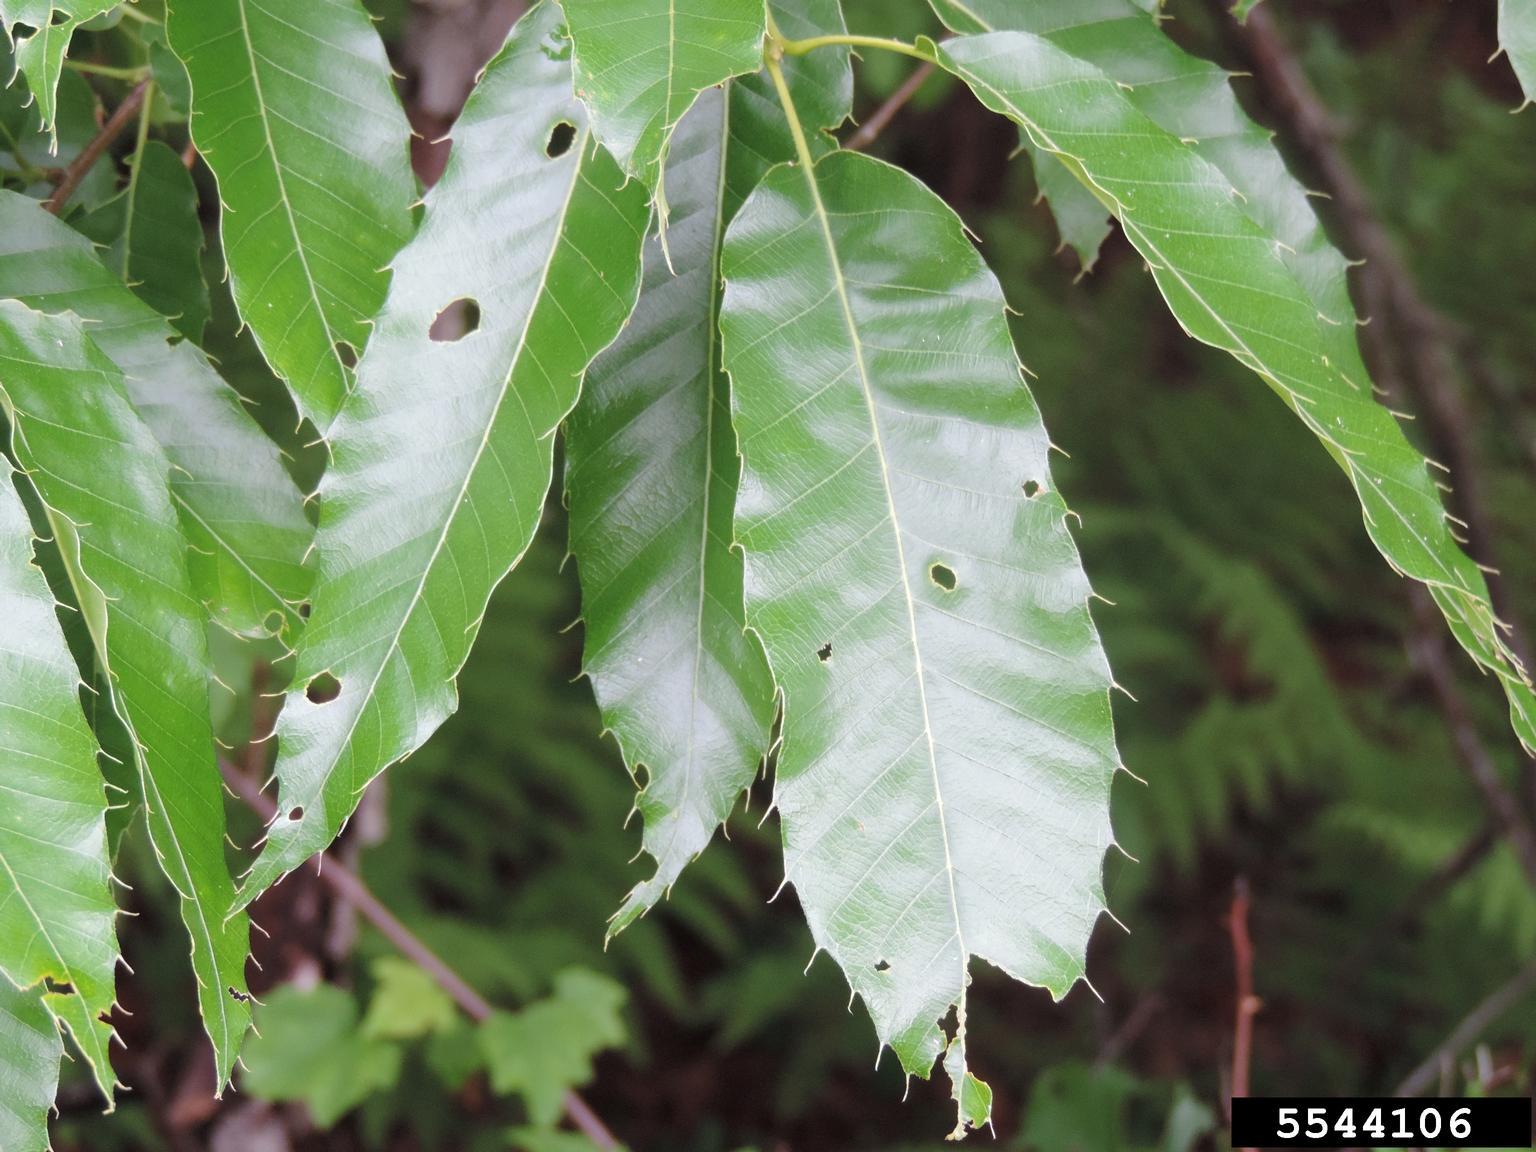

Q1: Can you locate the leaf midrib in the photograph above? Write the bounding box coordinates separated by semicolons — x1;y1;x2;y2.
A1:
259;132;591;878
6;419;237;1073
790;150;970;1016
948;48;1469;600
228;0;347;416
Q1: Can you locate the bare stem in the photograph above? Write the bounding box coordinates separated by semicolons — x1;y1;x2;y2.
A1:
220;761;620;1148
46;80;150;215
846;62;936;151
1396;957;1536;1097
1226;878;1258;1151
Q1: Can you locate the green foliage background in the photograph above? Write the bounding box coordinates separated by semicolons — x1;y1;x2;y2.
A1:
11;0;1535;1148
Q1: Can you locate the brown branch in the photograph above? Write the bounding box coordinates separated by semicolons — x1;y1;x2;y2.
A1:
220;761;619;1148
1225;5;1533;672
1396;956;1536;1097
1407;588;1536;888
846;62;935;151
45;79;150;215
1226;877;1259;1149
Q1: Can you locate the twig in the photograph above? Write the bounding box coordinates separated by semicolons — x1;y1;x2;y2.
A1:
1226;877;1259;1148
1396;956;1536;1097
1095;992;1162;1068
846;61;934;151
1223;5;1533;681
45;79;150;215
219;761;619;1148
1407;587;1536;888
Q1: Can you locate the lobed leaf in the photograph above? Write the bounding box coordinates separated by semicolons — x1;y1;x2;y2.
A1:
235;2;649;910
0;0;117;144
720;149;1119;1136
0;978;60;1152
566;0;849;937
0;190;311;637
563;0;767;190
0;457;119;1106
0;300;252;1084
478;968;627;1128
923;13;1536;753
1502;0;1536;104
166;0;416;428
241;983;402;1127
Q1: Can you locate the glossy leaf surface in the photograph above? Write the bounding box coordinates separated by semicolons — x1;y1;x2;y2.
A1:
166;0;415;428
566;0;848;935
0;300;252;1084
0;458;118;1104
0;978;59;1152
567;89;775;935
80;140;212;342
927;21;1536;752
1502;0;1536;102
236;3;649;909
0;0;116;143
720;150;1118;1135
563;0;766;187
0;190;311;637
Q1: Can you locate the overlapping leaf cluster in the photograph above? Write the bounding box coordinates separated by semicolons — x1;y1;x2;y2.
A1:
0;0;1530;1145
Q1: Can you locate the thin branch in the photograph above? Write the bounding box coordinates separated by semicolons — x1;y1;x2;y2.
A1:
1223;5;1533;681
1218;0;1536;841
1407;586;1536;888
1226;876;1259;1150
45;79;150;215
1396;956;1536;1097
220;761;619;1149
846;62;935;151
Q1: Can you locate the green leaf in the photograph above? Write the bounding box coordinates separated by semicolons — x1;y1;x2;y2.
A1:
242;983;402;1127
0;300;252;1084
0;978;61;1152
0;189;311;638
508;1129;624;1152
0;457;119;1106
566;0;848;937
1019;138;1111;275
0;62;115;207
361;957;456;1041
166;0;416;428
478;969;626;1128
0;0;117;145
234;2;649;910
719;148;1119;1136
924;21;1536;754
563;0;767;189
78;141;211;342
1502;0;1536;104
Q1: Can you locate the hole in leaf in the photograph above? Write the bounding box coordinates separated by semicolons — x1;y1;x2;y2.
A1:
429;297;481;342
545;120;576;158
297;601;312;620
874;959;891;972
49;10;69;24
816;642;833;663
228;986;252;1003
167;334;185;347
939;1004;960;1045
930;563;956;591
335;341;358;369
305;672;341;704
1022;479;1042;498
288;807;304;821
